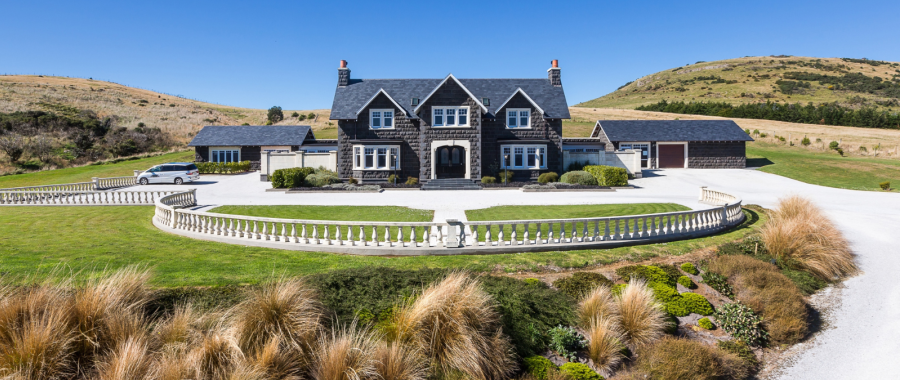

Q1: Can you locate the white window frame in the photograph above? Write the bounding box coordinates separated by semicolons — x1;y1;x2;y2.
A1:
500;144;547;169
352;144;400;170
369;109;395;129
505;108;531;129
431;106;470;128
619;142;651;169
210;148;240;163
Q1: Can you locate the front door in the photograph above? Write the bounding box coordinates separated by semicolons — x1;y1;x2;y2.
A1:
435;146;466;179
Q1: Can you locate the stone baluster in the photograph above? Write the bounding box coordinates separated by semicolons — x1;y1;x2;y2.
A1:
523;223;530;245
559;222;566;243
301;224;309;243
383;226;390;246
358;225;365;246
497;224;504;245
535;223;542;244
334;224;342;245
510;224;518;246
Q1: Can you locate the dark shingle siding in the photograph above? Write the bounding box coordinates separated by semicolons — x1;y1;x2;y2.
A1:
188;126;313;147
330;77;570;120
596;120;754;142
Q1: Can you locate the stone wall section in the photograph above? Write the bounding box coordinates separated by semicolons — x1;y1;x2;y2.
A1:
688;141;746;168
418;80;482;180
337;93;421;180
482;93;563;180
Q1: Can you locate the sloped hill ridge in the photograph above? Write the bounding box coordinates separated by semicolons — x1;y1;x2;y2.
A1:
577;56;900;112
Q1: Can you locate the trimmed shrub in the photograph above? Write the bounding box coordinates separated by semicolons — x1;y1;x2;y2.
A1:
647;282;680;303
481;176;497;184
305;171;340;187
583;165;628;187
537;172;559;184
637;337;750;380
552;272;614;300
698;317;714;330
714;302;768;347
681;262;699;275
560;171;597;186
654;264;683;284
677;276;695;289
196;161;252;174
404;176;418;185
667;292;714;316
271;167;315;188
880;181;891;190
616;265;676;288
387;174;399;184
523;355;556;380
559;363;603;380
498;170;514;183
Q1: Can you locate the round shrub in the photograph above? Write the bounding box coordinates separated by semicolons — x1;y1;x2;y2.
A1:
523;355;557;380
616;265;676;287
559;362;603;380
405;176;418;185
560;171;598;186
304;169;340;187
698;317;715;330
583;165;628;187
680;262;699;275
552;272;614;299
481;176;497;184
714;302;768;347
648;282;680;304
497;170;514;183
537;172;559;184
677;292;714;316
677;276;696;289
524;278;544;287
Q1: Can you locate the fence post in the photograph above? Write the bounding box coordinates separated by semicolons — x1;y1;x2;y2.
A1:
134;170;140;177
699;186;707;202
721;206;728;226
92;177;100;190
444;219;461;248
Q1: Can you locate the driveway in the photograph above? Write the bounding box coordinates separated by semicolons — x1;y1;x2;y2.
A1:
129;169;900;378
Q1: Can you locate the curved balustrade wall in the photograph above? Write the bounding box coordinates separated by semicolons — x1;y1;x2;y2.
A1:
0;190;187;206
152;187;745;256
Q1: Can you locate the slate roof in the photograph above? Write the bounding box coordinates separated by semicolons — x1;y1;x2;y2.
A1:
592;120;754;142
187;125;313;146
330;76;570;120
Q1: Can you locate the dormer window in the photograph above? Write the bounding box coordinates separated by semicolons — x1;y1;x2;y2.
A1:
482;98;490;106
411;97;419;106
370;109;394;129
506;108;531;129
431;106;469;127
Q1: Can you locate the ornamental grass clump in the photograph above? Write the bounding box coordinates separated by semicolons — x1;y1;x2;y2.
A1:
760;196;857;280
578;286;619;326
0;285;77;380
617;279;667;349
373;341;426;380
391;272;516;380
312;321;380;380
584;317;626;375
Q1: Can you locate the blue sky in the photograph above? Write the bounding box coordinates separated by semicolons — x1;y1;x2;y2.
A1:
2;0;898;110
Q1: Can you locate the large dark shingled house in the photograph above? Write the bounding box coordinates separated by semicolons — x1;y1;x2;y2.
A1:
330;60;570;182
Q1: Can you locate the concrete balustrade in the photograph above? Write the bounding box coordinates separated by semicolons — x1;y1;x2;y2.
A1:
93;176;138;190
152;187;745;256
0;182;96;192
0;190;187;206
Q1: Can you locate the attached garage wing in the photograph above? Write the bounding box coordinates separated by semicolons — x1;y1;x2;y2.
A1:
658;144;685;168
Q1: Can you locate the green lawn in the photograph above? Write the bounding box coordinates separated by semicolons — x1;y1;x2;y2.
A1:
0;206;763;287
747;142;900;191
0;151;195;188
466;203;691;242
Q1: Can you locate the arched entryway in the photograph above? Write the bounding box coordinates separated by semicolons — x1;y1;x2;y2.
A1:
435;145;466;179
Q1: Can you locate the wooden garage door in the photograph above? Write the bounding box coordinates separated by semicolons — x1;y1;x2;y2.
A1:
658;144;685;168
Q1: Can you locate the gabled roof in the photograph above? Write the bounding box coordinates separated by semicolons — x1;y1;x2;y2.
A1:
187;125;313;147
591;120;754;142
414;74;488;114
356;89;407;116
330;76;569;120
492;88;545;115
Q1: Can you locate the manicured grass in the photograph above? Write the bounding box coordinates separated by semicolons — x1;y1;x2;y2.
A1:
747;142;900;191
0;151;195;188
466;203;691;241
0;206;762;287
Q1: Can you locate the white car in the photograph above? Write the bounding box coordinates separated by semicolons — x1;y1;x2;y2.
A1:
138;162;200;185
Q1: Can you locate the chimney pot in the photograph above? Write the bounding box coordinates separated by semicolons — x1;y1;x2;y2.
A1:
551;59;558;68
340;60;347;68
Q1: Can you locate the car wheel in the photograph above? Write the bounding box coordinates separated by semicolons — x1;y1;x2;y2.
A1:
174;177;184;185
139;178;149;185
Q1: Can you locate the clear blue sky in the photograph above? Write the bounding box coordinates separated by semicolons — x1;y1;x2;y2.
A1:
2;0;898;110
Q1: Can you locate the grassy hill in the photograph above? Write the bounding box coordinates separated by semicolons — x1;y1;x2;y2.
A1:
576;56;900;112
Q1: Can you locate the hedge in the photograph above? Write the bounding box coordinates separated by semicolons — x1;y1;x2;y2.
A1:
195;161;251;174
583;165;628;186
537;172;558;184
560;171;598;186
271;167;315;188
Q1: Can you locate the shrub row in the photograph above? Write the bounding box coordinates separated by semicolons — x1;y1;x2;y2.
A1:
270;166;315;188
560;170;598;186
195;160;251;174
583;165;628;186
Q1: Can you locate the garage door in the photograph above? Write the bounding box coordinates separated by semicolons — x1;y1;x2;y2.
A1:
658;144;685;168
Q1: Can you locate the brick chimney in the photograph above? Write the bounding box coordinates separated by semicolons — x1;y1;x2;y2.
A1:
338;60;350;87
548;59;561;87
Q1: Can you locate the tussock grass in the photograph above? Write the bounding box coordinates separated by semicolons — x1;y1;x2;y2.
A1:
636;337;750;380
0;286;77;380
761;196;858;280
617;279;667;350
374;341;426;380
393;272;516;380
94;337;154;380
584;317;625;375
578;286;619;327
188;328;243;380
248;334;305;380
312;321;379;380
230;278;323;357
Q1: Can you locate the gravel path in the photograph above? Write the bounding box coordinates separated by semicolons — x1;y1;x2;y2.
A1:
132;169;899;377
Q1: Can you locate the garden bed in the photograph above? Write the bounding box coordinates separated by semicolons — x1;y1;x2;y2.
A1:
521;184;614;192
379;183;422;189
285;186;382;193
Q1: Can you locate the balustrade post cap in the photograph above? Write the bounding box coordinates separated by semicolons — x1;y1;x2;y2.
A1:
446;219;459;223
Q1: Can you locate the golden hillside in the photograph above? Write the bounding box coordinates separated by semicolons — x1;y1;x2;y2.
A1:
576;56;900;111
0;75;337;142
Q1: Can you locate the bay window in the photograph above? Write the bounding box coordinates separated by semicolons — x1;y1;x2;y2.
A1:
432;106;469;127
353;145;400;170
370;109;394;129
506;108;531;129
210;148;240;163
500;144;547;169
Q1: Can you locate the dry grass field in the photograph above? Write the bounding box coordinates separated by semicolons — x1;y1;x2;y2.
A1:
0;75;337;142
577;56;900;112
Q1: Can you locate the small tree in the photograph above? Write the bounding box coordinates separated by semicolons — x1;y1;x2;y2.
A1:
828;141;840;150
0;133;25;162
307;112;316;120
267;106;284;124
291;111;300;118
801;136;811;146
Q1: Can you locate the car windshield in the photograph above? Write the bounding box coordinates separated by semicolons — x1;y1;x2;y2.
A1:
148;166;161;172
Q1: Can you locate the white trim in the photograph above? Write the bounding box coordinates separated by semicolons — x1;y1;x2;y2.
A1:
413;74;488;114
209;147;241;163
655;141;689;169
352;144;401;171
500;144;548;170
504;108;533;129
355;89;406;117
430;140;471;179
618;142;651;169
431;106;470;128
493;88;545;116
369;109;395;129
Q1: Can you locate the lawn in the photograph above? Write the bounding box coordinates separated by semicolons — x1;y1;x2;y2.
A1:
747;142;900;191
0;151;195;188
0;206;763;287
466;203;691;242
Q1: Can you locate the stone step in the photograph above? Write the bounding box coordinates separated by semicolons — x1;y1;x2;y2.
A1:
420;178;482;191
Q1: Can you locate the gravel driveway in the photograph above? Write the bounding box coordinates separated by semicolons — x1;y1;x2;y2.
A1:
132;169;900;378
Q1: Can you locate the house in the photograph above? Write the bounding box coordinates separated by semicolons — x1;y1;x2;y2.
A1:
588;120;754;169
188;125;337;171
329;60;570;182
